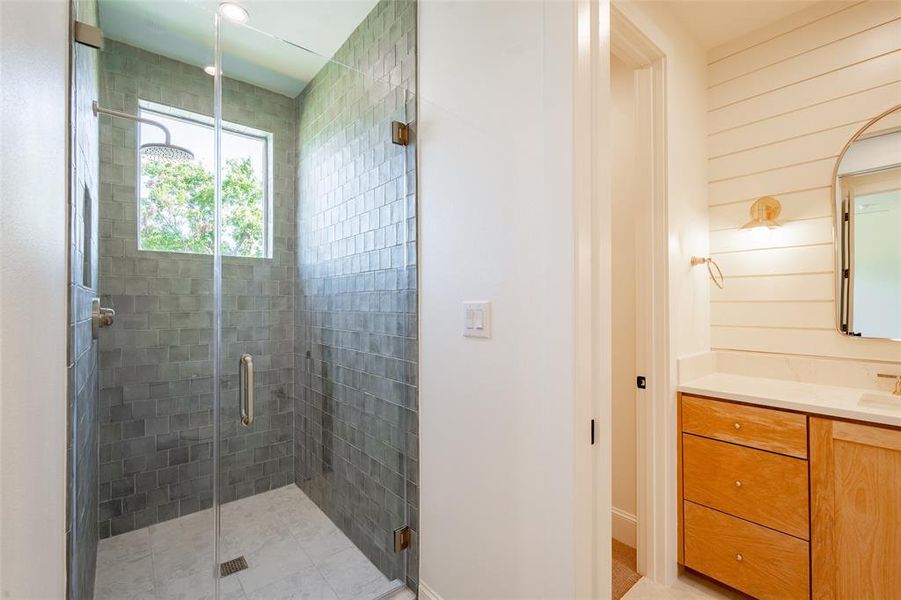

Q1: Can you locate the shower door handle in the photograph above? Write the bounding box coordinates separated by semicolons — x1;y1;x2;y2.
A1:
239;353;254;427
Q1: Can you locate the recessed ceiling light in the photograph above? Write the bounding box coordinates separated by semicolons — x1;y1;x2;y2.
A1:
204;65;219;76
219;2;249;23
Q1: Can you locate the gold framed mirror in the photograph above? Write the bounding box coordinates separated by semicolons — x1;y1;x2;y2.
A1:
832;103;901;339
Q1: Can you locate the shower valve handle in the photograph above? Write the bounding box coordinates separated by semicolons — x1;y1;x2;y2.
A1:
91;298;115;339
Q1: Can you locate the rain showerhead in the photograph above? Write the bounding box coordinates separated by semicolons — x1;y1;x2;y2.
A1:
92;101;195;164
140;143;195;163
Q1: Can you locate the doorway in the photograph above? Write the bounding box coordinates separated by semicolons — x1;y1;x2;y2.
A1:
610;50;642;599
609;7;668;598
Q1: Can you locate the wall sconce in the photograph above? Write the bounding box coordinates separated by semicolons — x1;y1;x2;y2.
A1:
741;196;782;230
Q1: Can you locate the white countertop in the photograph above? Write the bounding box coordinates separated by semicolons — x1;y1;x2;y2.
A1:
679;372;901;428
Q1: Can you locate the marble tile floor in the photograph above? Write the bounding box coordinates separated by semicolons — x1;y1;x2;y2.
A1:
94;485;411;600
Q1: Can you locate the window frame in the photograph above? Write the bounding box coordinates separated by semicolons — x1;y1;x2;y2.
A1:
136;99;274;259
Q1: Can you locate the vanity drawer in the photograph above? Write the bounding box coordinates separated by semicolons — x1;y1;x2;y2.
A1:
684;501;809;600
682;394;808;458
682;434;809;539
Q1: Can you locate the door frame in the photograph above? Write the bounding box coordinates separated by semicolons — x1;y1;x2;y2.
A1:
572;2;670;595
610;6;670;584
572;0;611;597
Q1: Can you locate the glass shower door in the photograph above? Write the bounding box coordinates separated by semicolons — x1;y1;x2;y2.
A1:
87;2;220;598
213;11;417;599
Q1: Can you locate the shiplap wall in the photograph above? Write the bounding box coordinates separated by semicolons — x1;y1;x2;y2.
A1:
706;0;901;362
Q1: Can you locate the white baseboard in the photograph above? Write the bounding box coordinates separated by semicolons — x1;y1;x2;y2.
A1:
612;506;637;548
419;580;443;600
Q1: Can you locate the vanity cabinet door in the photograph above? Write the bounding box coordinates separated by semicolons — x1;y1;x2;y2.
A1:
810;417;901;599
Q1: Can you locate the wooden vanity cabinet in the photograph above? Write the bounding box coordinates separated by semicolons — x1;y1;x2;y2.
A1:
810;417;901;599
679;393;901;600
678;394;810;600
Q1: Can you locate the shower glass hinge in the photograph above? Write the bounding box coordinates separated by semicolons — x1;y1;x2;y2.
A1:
391;121;409;146
74;21;103;49
393;525;411;552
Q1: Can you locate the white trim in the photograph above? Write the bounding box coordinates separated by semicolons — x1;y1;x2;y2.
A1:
610;6;670;585
572;0;612;599
418;580;444;600
574;0;613;598
612;506;638;547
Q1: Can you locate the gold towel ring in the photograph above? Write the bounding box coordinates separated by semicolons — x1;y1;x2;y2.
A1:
691;256;725;289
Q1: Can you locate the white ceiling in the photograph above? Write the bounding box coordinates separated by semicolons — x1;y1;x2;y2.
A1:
100;0;379;97
102;0;843;94
641;0;829;50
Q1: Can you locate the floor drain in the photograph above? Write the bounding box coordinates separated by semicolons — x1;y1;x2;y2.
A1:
220;556;248;577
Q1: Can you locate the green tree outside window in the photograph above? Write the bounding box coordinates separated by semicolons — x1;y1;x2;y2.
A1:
140;157;265;257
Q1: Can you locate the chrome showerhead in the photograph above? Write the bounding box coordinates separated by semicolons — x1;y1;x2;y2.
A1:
92;101;195;164
140;143;195;163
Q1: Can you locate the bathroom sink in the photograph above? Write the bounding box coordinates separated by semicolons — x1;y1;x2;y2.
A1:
858;393;901;408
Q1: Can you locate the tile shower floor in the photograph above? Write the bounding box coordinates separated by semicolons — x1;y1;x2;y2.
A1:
94;485;410;600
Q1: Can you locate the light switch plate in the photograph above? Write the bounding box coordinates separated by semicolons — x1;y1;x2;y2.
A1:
463;301;491;338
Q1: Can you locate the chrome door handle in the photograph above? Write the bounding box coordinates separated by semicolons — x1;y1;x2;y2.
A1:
91;298;115;339
239;353;254;426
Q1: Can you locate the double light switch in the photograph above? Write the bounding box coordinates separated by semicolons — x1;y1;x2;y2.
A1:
463;301;491;338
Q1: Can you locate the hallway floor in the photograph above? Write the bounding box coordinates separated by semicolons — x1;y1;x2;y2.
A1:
612;540;641;599
94;485;409;600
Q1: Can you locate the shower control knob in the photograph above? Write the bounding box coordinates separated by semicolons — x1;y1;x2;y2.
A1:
99;306;115;327
92;298;115;339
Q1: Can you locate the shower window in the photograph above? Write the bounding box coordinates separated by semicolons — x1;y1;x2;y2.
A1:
137;102;272;257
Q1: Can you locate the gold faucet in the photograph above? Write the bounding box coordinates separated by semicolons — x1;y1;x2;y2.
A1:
877;373;901;396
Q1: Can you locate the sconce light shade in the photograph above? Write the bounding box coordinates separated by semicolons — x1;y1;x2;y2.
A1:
741;196;782;230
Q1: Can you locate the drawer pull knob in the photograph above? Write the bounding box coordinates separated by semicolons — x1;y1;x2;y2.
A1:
733;422;742;430
736;554;743;562
735;480;742;488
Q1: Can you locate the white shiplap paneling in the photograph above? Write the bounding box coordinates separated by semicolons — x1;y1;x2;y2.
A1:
712;244;834;276
709;80;901;154
706;1;862;64
709;18;901;109
711;301;835;329
709;50;901;132
709;187;832;230
708;1;900;85
706;1;901;362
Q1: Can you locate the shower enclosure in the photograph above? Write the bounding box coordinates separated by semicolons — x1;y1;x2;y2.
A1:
67;1;417;598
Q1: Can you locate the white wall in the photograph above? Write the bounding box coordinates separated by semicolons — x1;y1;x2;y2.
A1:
610;55;637;548
0;0;70;597
706;1;901;362
613;0;710;583
615;0;712;366
418;1;584;597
